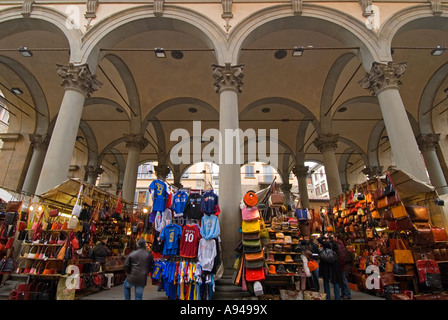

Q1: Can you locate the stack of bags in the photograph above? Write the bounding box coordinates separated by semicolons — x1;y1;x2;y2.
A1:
241;191;265;283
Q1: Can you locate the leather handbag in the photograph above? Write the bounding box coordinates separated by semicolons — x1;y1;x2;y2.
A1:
431;226;448;242
5;201;22;213
391;203;408;219
243;191;258;207
245;267;265;282
269;193;284;208
242;232;260;240
299;220;311;236
243;245;262;253
412;224;435;246
49;209;59;217
245;251;264;261
242;219;260;233
296;208;310;221
416;256;440;283
245;259;265;269
389;234;410;250
242;239;261;247
405;205;429;222
242;206;260;221
394;239;414;264
396;216;414;231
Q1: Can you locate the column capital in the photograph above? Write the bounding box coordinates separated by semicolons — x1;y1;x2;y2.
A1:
362;165;383;178
124;134;149;152
292;165;309;178
212;63;244;94
359;61;407;95
313;134;339;153
154;164;170;180
56;63;102;97
417;133;440;153
84;165;104;180
29;134;50;151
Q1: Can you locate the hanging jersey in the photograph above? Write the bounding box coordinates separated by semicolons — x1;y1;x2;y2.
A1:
201;190;219;216
172;191;189;216
184;193;203;220
160;223;182;256
180;224;202;258
200;214;220;240
154;208;173;232
149;179;168;212
198;238;217;272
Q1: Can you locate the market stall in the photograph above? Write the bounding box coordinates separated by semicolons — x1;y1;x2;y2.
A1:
329;169;448;300
5;178;140;300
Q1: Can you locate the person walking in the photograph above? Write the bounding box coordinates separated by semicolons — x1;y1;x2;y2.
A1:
300;238;320;291
123;238;155;300
92;236;111;271
317;234;342;300
333;234;352;300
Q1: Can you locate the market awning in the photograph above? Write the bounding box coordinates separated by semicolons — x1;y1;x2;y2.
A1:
385;169;435;201
0;187;18;202
39;178;130;209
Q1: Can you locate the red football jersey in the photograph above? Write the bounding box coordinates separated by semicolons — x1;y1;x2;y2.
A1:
180;224;202;258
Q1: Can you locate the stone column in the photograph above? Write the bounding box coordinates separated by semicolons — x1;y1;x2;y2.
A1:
121;134;149;204
84;165;104;185
35;64;101;194
22;134;50;195
292;164;310;208
280;183;292;207
417;133;448;195
360;62;428;182
313;134;343;199
212;63;244;269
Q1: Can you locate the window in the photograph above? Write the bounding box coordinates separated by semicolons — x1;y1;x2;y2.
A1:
264;165;273;183
137;163;153;179
0;91;9;124
245;165;254;178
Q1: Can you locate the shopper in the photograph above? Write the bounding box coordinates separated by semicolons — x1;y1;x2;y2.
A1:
332;234;352;300
317;234;342;300
92;236;111;271
300;238;320;291
123;238;155;300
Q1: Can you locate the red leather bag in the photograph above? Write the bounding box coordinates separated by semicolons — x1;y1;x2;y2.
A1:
245;267;265;282
432;226;448;242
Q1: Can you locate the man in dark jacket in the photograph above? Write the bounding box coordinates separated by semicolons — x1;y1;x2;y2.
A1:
317;234;342;300
333;234;352;299
92;237;111;271
123;238;154;300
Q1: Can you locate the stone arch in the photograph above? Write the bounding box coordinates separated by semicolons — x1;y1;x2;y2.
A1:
228;4;380;68
320;52;358;131
418;62;448;134
379;4;448;60
0;55;49;135
102;54;142;133
0;6;82;63
80;5;227;70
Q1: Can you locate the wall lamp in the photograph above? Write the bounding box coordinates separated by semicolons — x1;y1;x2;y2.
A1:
431;45;446;56
292;46;304;57
154;48;166;58
18;46;33;57
10;88;23;95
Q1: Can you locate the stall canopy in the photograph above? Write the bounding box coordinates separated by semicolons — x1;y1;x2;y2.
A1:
39;178;130;210
385;168;435;200
0;188;18;203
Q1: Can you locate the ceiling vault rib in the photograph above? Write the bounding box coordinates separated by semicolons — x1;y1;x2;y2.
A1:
324;63;362;117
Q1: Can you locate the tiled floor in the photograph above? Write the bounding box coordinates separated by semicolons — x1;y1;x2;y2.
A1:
78;279;384;300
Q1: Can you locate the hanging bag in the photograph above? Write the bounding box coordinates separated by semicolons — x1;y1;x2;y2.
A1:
393;238;414;264
115;190;123;214
72;184;83;217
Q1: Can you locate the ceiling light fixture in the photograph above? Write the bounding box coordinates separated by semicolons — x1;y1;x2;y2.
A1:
431;45;446;56
337;107;347;113
274;49;287;59
76;136;84;141
444;87;448;94
10;88;23;95
292;46;304;57
154;48;166;58
18;46;32;57
261;108;271;113
188;107;197;113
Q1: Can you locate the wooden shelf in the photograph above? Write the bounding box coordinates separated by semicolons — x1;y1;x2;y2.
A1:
266;261;302;265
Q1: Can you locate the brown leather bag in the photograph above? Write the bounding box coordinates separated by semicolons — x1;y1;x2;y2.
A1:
396;217;414;231
432;226;448;242
405;205;429;222
412;224;435;246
